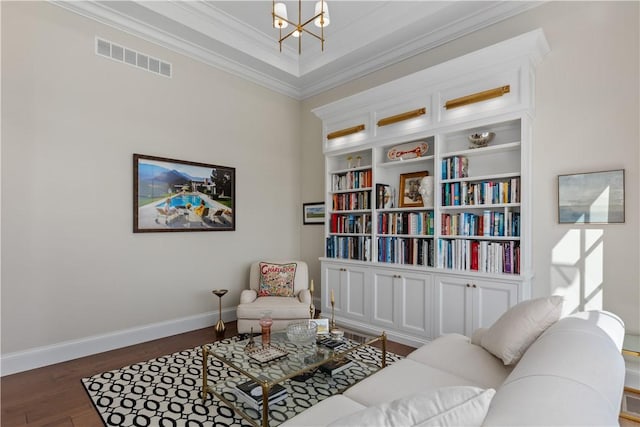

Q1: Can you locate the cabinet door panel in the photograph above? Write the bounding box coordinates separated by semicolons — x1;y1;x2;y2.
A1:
345;268;367;321
435;278;470;336
371;271;396;328
399;274;432;337
473;281;517;329
323;264;344;314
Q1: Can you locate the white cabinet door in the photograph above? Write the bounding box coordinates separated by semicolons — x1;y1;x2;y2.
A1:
397;271;433;338
371;269;396;328
472;279;518;330
435;275;519;337
321;262;369;322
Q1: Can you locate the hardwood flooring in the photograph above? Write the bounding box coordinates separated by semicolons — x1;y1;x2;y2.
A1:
0;322;415;427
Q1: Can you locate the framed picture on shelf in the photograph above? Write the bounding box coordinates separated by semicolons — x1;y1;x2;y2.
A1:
133;154;235;233
399;171;428;208
558;169;624;224
303;202;325;225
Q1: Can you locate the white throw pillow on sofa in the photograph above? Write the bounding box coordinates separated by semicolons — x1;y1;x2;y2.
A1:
480;295;563;365
327;386;495;427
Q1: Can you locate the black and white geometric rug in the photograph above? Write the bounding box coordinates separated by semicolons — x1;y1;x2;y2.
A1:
82;336;402;427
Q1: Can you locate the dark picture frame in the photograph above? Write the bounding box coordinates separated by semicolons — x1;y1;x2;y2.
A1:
303;202;325;225
558;169;624;224
399;171;428;208
133;153;235;232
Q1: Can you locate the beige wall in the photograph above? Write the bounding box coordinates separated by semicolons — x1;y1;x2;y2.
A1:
1;2;301;355
301;1;639;333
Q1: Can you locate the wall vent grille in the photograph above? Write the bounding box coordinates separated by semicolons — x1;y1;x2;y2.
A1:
95;37;172;78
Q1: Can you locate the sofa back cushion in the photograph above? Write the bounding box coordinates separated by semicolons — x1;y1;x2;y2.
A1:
482;310;626;426
330;386;495;427
479;295;563;365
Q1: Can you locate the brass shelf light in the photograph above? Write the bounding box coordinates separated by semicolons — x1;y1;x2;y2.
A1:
444;85;511;110
377;107;427;127
327;124;365;140
273;0;329;54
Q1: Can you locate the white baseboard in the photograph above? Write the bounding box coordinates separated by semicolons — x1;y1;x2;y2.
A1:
0;308;236;377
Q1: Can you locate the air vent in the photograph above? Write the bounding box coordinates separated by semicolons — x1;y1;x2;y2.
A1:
95;37;171;78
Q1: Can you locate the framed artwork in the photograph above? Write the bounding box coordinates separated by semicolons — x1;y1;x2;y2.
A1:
399;171;428;208
376;184;394;209
303;202;325;225
558;169;624;224
133;153;235;232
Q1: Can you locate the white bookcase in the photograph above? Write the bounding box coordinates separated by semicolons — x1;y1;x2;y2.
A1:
313;29;549;347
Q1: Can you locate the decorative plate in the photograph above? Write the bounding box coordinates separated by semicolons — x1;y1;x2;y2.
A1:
387;141;429;161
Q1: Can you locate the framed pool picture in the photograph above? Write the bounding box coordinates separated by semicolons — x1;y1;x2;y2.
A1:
558;169;624;224
133;154;235;232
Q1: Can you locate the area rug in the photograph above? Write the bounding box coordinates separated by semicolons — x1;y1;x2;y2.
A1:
82;336;402;426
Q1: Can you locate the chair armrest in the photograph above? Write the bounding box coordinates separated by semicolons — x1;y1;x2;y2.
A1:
298;289;311;305
240;289;258;304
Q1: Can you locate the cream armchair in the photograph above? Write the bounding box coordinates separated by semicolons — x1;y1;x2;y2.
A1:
236;260;312;334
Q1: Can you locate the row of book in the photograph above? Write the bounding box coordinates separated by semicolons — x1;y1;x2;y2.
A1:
442;178;520;206
437;239;520;274
332;169;372;191
441;156;469;180
378;211;435;236
377;237;435;267
326;236;371;261
330;214;372;234
332;191;371;211
441;211;520;237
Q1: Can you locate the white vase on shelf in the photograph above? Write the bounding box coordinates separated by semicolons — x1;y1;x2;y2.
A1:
419;175;434;208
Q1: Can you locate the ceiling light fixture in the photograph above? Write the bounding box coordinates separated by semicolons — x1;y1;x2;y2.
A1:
273;0;330;54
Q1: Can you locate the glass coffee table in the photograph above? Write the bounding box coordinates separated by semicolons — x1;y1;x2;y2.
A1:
201;330;387;427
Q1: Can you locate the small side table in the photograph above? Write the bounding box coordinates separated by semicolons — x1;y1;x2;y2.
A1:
621;333;640;422
212;289;228;338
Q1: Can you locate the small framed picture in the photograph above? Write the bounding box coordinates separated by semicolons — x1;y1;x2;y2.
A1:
303;202;325;225
376;184;394;209
399;171;428;208
311;318;330;335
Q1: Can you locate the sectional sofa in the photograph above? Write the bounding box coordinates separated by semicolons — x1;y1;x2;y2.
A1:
282;296;626;426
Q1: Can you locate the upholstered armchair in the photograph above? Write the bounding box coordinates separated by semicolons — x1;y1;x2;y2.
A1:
236;260;312;334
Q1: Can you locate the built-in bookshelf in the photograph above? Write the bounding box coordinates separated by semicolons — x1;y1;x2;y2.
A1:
313;29;549;346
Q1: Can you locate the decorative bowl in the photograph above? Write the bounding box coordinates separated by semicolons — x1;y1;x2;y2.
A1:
286;321;318;345
468;132;495;149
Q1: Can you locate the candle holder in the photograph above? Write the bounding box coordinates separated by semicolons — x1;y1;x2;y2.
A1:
212;289;228;338
330;299;336;330
309;285;315;320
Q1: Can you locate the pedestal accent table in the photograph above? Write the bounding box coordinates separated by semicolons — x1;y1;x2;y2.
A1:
212;289;228;337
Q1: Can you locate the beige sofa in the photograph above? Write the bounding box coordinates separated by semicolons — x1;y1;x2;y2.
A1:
282;297;626;426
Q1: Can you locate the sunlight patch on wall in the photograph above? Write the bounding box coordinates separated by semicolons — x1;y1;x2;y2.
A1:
551;229;604;314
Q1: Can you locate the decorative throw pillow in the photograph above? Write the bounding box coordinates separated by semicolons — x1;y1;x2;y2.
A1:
480;295;564;365
258;262;297;297
328;386;495;427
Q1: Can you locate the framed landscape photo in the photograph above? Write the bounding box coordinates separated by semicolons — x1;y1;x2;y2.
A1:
399;171;428;208
133;154;235;232
303;202;325;225
558;169;624;224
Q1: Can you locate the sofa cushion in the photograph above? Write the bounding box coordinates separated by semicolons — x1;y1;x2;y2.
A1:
407;334;512;389
236;296;309;320
480;295;563;365
329;386;495;427
279;395;366;427
258;262;297;297
344;359;483;407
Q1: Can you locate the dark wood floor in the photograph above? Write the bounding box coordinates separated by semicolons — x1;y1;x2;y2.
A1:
0;322;416;427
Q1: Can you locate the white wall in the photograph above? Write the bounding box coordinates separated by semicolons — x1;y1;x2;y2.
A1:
1;2;302;367
301;1;639;333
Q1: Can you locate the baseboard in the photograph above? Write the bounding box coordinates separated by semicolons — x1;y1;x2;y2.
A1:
0;308;236;377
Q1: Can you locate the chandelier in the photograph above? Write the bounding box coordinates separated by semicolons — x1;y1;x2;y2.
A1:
272;0;330;54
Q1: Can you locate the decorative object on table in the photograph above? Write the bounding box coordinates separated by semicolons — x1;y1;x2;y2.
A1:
376;184;394;209
212;289;228;337
259;311;273;346
468;131;495;149
330;329;344;340
330;289;336;330
399;171;429;208
387;141;429;161
320;358;355;376
418;175;434;208
244;327;257;353
558;169;625;224
309;279;315;319
246;344;289;364
133;153;235;233
234;377;288;410
286;321;318;346
303;202;325;225
312;318;329;335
